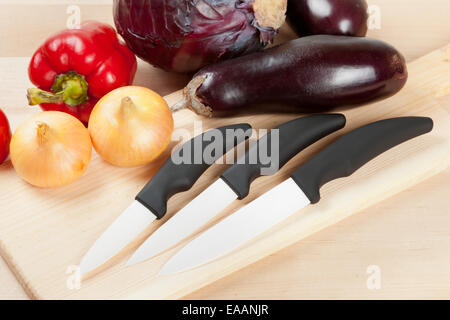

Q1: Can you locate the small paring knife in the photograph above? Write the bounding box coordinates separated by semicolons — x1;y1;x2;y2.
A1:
126;114;346;266
159;117;434;275
79;123;252;276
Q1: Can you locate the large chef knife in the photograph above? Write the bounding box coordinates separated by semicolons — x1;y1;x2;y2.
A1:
127;114;346;266
79;123;252;276
159;117;434;275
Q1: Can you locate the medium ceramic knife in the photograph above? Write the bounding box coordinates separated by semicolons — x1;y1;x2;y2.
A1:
126;114;346;266
159;117;434;275
79;123;252;276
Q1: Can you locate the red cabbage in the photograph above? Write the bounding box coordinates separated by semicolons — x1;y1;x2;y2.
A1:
113;0;287;73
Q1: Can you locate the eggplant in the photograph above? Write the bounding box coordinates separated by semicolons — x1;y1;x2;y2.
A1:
113;0;287;73
287;0;368;37
173;35;407;117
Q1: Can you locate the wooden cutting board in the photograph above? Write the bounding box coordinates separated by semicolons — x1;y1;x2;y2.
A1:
0;41;448;299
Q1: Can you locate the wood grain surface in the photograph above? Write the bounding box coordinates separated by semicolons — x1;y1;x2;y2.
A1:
0;0;449;300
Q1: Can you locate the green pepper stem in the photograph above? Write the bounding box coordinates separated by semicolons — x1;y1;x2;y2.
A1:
27;88;64;105
27;71;89;107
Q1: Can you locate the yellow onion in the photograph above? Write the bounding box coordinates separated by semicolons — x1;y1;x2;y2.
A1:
88;86;174;167
10;111;92;188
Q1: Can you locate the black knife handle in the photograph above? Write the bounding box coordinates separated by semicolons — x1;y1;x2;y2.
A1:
221;114;346;199
136;123;252;219
291;117;433;204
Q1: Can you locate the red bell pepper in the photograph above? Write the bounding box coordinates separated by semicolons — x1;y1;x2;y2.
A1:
27;21;137;125
0;109;12;164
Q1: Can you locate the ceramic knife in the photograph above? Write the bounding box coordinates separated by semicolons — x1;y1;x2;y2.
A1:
159;117;434;275
126;114;346;266
79;123;252;276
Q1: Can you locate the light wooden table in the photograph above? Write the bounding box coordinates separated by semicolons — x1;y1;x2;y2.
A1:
0;0;449;300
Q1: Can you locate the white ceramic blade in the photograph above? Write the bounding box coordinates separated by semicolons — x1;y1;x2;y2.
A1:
159;178;310;275
126;178;238;266
79;200;156;275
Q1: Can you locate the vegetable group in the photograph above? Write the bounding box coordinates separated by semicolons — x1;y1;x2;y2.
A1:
0;109;12;164
287;0;368;37
6;0;411;189
174;35;407;117
10;112;92;188
88;86;174;167
113;0;287;73
27;21;137;125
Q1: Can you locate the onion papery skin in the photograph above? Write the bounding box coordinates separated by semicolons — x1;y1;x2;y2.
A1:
113;0;286;73
10;111;92;188
88;86;174;167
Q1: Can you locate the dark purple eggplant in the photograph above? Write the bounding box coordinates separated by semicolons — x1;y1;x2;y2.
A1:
113;0;287;73
173;35;407;117
287;0;368;37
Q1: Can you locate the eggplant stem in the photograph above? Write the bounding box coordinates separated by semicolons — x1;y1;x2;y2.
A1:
170;75;212;117
170;98;188;112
